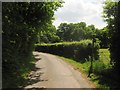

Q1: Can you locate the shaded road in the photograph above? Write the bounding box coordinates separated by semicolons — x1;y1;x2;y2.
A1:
25;52;95;88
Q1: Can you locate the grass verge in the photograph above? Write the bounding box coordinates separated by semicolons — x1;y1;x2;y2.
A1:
2;54;36;88
56;49;113;88
58;56;98;87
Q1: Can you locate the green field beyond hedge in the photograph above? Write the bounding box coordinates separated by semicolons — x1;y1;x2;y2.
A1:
35;39;100;62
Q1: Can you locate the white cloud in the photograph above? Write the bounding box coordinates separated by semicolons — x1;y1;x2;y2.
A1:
53;0;107;29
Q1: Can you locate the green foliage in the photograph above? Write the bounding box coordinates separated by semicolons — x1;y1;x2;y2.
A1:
56;22;98;42
82;48;111;76
2;54;36;88
99;49;110;65
56;22;109;48
37;24;60;43
96;27;110;48
35;39;100;62
93;60;105;75
2;2;62;88
58;49;119;88
38;21;110;49
103;1;120;73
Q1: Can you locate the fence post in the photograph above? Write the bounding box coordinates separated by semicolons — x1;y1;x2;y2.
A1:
88;34;96;77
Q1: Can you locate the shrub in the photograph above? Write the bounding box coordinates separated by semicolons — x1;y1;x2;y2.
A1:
93;60;105;75
35;39;100;62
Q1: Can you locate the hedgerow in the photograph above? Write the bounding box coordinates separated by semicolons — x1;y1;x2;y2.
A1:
35;39;100;62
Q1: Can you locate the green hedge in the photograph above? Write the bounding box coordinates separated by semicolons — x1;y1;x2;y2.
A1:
35;39;100;62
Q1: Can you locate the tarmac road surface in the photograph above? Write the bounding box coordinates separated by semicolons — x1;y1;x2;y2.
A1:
25;52;95;88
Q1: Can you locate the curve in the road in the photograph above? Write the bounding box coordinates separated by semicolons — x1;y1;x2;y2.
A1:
25;52;95;88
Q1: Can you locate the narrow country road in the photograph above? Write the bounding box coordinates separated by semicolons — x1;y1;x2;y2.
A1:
25;51;95;88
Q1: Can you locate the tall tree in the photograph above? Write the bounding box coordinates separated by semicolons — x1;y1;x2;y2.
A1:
95;27;109;48
85;25;96;39
2;2;62;88
38;24;60;43
56;23;69;41
57;22;88;41
103;1;119;73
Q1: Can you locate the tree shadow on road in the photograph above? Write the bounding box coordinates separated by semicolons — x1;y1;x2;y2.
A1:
21;55;46;88
22;67;45;88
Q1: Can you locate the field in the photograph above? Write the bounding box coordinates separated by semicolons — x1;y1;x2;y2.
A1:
99;49;110;65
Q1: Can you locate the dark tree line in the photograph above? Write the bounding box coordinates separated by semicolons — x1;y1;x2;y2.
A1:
39;22;109;48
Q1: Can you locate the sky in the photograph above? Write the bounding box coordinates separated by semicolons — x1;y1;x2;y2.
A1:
53;0;107;29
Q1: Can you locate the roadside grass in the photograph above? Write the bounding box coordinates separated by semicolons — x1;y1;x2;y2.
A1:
3;54;36;88
20;56;36;79
18;54;36;87
58;56;99;87
57;49;114;88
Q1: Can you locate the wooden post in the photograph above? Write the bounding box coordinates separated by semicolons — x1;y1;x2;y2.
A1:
88;34;95;78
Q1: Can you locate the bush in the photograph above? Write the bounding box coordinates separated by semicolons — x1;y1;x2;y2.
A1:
93;60;105;75
35;39;100;62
